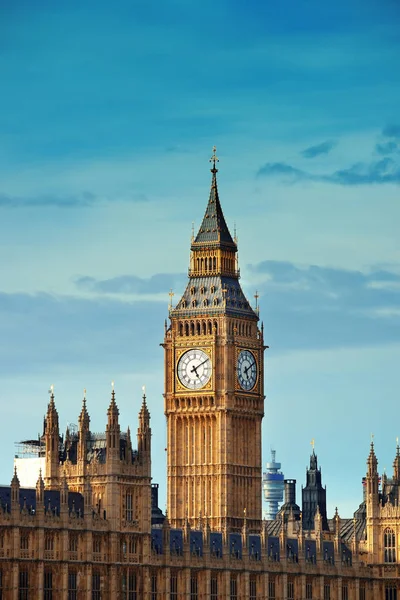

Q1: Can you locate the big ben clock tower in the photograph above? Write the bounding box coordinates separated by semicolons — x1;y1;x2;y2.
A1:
163;148;265;532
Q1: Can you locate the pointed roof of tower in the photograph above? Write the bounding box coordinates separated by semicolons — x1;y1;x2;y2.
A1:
367;440;378;469
46;385;59;423
79;389;90;427
192;147;236;249
393;440;400;479
107;382;119;417
139;387;150;423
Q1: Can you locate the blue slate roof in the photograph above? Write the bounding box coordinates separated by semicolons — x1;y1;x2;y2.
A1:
0;486;84;516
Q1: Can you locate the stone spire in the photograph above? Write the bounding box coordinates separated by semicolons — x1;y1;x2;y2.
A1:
393;440;400;481
192;146;236;250
106;382;120;460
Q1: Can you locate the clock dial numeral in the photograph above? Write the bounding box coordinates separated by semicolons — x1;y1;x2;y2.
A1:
177;349;212;390
237;350;257;391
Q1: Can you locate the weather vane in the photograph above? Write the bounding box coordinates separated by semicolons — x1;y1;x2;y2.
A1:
311;438;315;450
168;289;175;311
209;145;219;171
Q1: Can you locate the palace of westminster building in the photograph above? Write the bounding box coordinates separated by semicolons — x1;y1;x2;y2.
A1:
0;150;399;599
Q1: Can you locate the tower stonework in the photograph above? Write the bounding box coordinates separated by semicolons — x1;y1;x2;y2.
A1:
163;149;266;532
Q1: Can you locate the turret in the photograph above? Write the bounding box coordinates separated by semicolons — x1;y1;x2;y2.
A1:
36;468;45;506
138;387;151;458
78;390;90;466
11;466;20;514
393;441;400;482
106;382;120;467
365;441;379;514
45;386;60;483
302;447;329;531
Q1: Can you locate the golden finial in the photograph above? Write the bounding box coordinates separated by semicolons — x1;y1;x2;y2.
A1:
168;289;175;311
254;291;259;312
397;436;399;446
311;438;315;450
111;381;114;390
142;385;146;399
48;384;54;396
209;145;219;171
83;388;86;399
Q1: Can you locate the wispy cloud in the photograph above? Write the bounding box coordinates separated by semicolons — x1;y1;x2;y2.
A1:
375;141;398;156
75;273;187;295
0;191;148;209
382;124;400;139
301;140;336;159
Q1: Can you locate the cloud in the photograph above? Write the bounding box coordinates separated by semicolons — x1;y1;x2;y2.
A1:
375;141;398;156
301;140;336;159
247;260;400;351
256;162;307;180
0;191;148;209
382;124;400;139
257;157;400;185
75;273;187;295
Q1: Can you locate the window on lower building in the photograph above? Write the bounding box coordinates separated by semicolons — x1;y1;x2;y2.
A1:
151;573;157;600
92;571;101;600
190;574;198;600
69;534;78;553
359;582;366;600
324;583;331;600
68;571;77;600
268;578;276;600
384;528;396;563
93;535;101;555
306;580;313;599
230;577;237;600
386;585;397;600
20;534;29;551
44;570;53;600
170;573;178;600
342;583;348;600
126;493;133;522
288;578;294;600
19;570;29;600
45;535;54;552
211;576;218;600
128;573;137;600
250;578;257;600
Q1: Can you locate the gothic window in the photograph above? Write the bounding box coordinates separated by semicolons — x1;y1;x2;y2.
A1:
68;570;77;600
45;534;54;552
211;577;218;600
385;585;397;600
190;573;198;600
128;573;137;596
151;573;158;600
306;580;313;599
342;583;348;600
20;533;29;550
190;287;195;295
268;578;276;600
44;570;53;600
19;570;29;600
126;493;133;522
128;536;137;554
230;576;237;600
200;286;205;294
191;300;196;308
179;322;183;336
208;321;212;334
384;528;396;563
170;573;178;599
69;533;78;553
324;583;331;600
211;285;215;293
92;570;101;600
93;535;101;555
203;299;208;307
249;578;257;600
213;298;218;306
202;321;206;334
359;582;366;600
181;300;187;308
287;578;294;600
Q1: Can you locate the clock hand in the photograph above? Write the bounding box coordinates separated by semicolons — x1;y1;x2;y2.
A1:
197;357;210;369
190;364;199;376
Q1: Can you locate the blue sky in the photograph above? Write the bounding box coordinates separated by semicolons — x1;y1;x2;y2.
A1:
1;0;400;518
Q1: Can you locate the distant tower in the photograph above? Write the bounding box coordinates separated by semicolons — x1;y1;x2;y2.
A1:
263;449;284;519
302;448;329;531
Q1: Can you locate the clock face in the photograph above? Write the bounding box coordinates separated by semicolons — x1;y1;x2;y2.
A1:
177;349;212;390
237;350;257;391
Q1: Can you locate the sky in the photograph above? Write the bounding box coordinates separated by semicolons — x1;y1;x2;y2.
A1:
1;0;400;519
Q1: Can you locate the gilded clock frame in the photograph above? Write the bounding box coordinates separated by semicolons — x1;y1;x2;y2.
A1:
235;347;259;393
174;346;214;393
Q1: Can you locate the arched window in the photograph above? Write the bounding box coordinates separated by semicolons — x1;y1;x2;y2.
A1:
181;300;186;309
203;299;208;307
200;286;205;295
190;287;195;295
211;285;215;294
191;300;196;308
213;298;218;306
384;528;396;563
